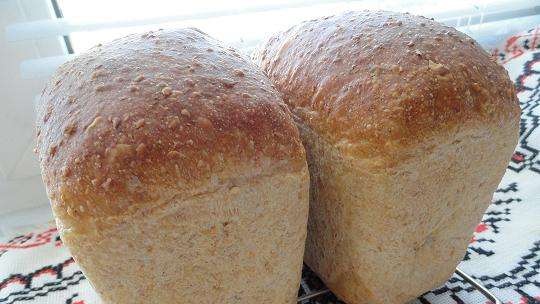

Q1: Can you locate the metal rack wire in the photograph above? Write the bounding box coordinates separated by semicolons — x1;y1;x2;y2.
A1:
296;265;502;303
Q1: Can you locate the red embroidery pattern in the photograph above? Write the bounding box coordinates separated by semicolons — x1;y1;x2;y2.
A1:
0;228;57;250
491;26;540;64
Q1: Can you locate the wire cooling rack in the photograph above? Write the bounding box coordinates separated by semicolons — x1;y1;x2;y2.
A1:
297;266;339;303
296;265;502;304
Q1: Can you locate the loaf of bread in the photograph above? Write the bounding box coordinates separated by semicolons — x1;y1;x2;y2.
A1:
36;29;309;303
256;11;520;304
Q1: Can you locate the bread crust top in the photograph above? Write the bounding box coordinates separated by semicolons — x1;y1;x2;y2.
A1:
36;28;305;221
256;11;520;161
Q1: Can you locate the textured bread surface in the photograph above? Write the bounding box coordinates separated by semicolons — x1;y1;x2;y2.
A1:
256;11;520;304
37;28;309;303
66;171;309;303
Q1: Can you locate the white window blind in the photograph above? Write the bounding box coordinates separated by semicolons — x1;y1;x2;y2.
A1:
6;0;540;79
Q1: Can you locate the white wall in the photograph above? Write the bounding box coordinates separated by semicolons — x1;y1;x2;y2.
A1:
0;0;66;236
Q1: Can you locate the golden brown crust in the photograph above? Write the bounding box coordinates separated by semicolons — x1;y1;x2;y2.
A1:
37;28;305;221
256;11;520;161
